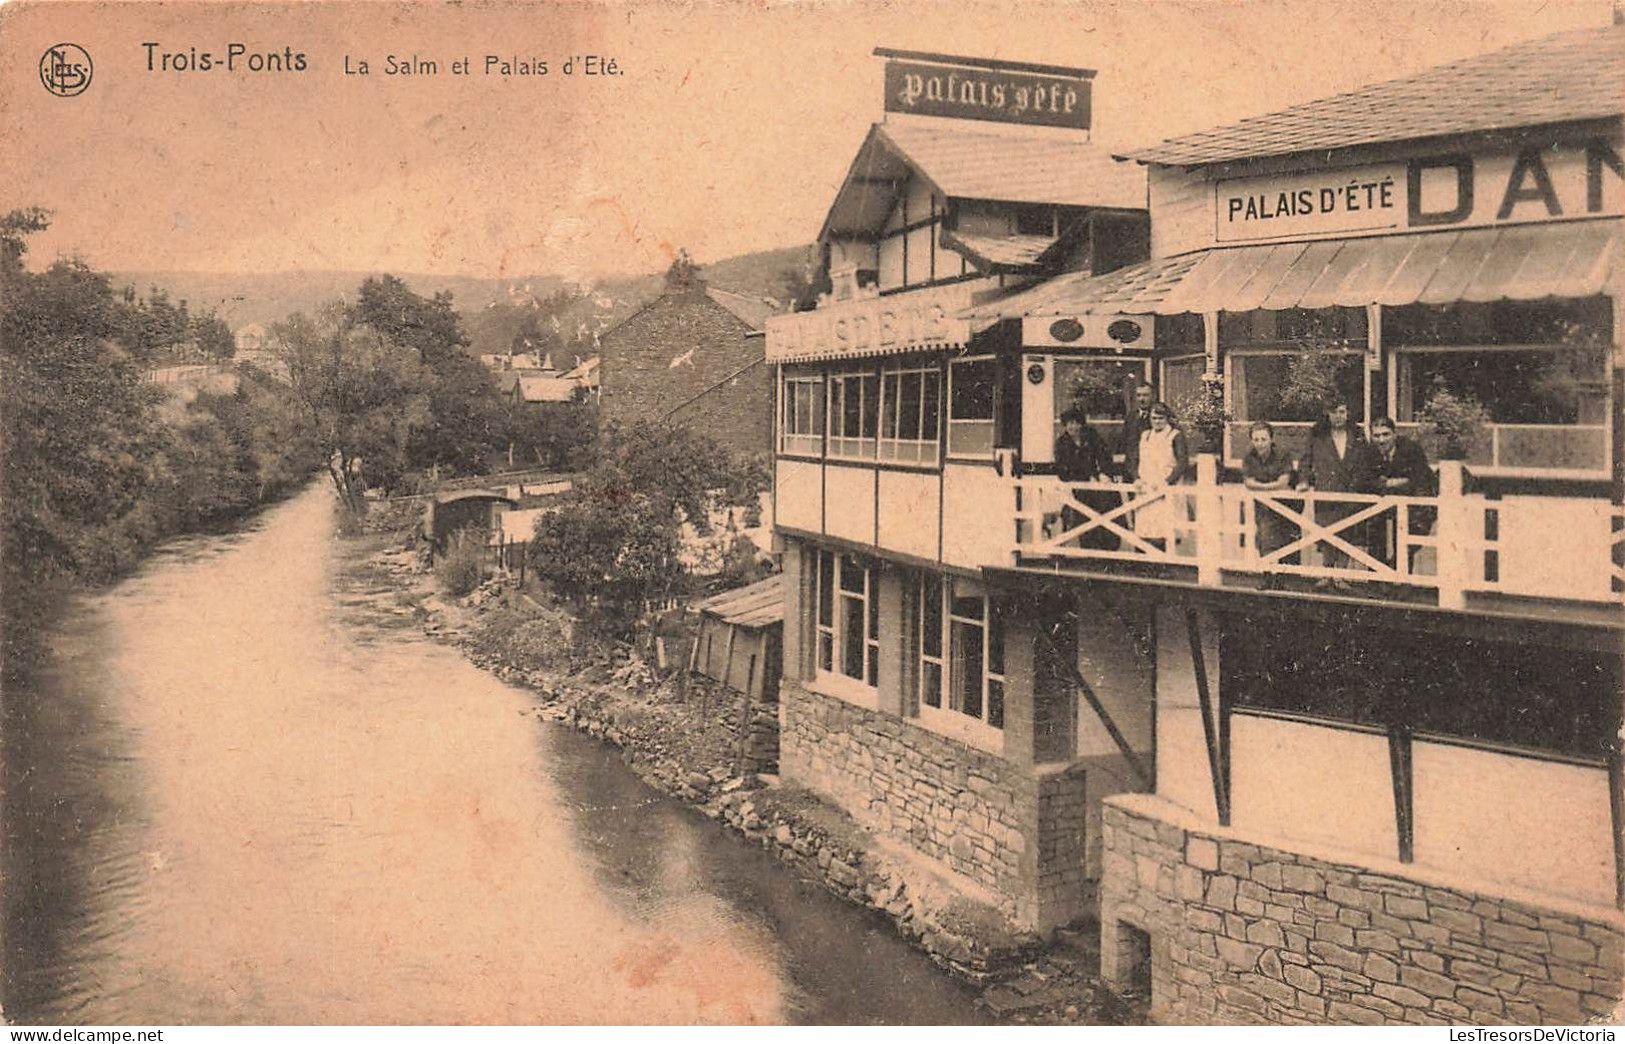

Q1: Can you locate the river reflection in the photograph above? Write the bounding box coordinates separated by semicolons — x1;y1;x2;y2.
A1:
2;486;986;1025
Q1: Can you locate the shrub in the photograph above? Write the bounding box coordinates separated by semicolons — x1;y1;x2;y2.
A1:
1417;380;1492;461
435;527;486;596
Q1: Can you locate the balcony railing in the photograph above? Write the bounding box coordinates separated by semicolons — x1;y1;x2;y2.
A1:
1013;457;1625;608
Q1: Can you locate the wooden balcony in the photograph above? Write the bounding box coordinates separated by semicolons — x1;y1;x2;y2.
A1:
1013;457;1625;611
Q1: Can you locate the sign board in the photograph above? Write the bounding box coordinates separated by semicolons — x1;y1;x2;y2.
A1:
765;282;975;362
883;59;1091;131
1214;138;1623;245
1021;313;1155;350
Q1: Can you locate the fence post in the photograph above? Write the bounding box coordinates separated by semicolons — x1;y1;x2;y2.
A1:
1195;454;1221;587
1436;460;1467;610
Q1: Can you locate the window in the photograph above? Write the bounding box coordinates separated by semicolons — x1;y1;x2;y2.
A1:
1222;619;1621;761
781;372;824;455
917;575;1004;732
1384;298;1614;474
879;364;942;465
1054;359;1147;425
947;357;997;458
815;550;877;688
828;372;879;460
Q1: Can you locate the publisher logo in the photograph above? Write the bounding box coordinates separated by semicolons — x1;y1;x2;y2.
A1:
40;43;93;97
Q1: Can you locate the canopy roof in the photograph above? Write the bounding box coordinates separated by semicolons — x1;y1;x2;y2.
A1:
964;219;1622;319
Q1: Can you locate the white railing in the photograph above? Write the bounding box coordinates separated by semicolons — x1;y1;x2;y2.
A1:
1013;456;1623;608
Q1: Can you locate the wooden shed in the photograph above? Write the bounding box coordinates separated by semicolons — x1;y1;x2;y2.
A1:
692;574;783;702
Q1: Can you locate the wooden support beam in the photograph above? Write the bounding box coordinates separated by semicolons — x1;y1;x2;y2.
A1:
1033;626;1151;790
1388;724;1415;863
1185;607;1229;826
1610;745;1625;910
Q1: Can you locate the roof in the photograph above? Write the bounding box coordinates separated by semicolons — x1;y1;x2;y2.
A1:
965;219;1622;318
515;374;582;402
821;121;1146;239
705;288;778;332
696;574;784;629
1122;24;1625;167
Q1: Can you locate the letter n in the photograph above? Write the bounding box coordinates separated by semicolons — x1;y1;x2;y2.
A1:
1407;156;1473;226
1497;147;1562;220
1586;139;1623;213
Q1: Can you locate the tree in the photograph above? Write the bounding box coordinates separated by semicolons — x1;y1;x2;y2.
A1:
273;302;433;510
509;391;598;469
192;309;237;358
527;422;769;635
357;274;508;474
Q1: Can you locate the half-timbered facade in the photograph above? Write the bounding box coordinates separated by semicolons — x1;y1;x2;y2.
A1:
950;25;1624;1025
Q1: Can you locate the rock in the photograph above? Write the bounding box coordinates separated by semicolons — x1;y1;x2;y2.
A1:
686;772;713;791
774;824;794;846
720;777;746;793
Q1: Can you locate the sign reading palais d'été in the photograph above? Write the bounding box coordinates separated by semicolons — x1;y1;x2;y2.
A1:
1215;139;1623;244
883;57;1091;131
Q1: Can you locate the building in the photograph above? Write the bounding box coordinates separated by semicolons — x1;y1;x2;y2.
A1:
597;262;779;457
765;48;1153;934
955;25;1624;1025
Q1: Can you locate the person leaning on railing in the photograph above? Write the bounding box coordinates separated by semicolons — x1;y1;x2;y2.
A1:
1055;405;1117;550
1133;401;1192;551
1240;420;1299;589
1362;416;1437;570
1296;401;1368;590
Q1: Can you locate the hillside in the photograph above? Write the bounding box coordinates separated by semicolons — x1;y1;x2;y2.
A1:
113;243;817;349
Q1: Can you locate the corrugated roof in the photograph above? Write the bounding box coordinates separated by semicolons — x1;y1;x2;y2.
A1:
965;219;1622;318
1122;24;1625;167
696;574;784;628
940;229;1059;270
821;121;1146;239
705;288;779;332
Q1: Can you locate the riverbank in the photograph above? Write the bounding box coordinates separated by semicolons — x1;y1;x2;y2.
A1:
349;526;1145;1026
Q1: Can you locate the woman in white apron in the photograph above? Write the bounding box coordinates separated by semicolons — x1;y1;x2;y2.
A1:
1134;402;1191;548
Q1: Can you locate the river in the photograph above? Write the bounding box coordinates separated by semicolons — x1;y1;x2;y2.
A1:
2;485;988;1025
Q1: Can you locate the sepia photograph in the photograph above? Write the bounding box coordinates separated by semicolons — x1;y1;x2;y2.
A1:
0;0;1621;1029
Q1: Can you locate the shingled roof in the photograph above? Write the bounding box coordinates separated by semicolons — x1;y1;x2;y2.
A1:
1121;24;1625;167
821;121;1146;239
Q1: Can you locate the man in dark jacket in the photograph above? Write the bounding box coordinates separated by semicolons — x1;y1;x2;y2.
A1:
1117;381;1155;481
1363;416;1436;569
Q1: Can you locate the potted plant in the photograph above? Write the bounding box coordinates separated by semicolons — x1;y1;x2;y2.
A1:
1416;379;1492;461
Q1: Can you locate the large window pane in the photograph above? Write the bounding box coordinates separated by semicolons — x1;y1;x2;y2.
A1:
952;619;984;718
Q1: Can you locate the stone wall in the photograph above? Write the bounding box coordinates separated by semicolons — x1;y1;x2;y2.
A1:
780;679;1038;924
598;288;771;458
1100;795;1625;1025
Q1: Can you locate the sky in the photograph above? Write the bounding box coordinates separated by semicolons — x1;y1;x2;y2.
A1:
0;0;1615;282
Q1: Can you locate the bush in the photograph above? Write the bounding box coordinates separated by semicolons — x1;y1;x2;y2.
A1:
435;528;486;596
1417;380;1492;461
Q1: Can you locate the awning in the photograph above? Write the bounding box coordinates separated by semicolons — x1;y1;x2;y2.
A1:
964;219;1622;321
940;229;1060;272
